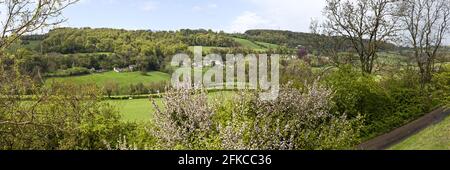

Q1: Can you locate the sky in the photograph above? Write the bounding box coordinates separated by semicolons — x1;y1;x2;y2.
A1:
61;0;327;33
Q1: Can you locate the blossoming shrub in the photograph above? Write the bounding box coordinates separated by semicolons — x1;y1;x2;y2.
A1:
218;82;363;150
151;88;218;150
152;82;363;150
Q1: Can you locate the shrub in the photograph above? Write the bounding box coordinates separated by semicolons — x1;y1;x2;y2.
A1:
151;82;363;150
432;64;450;107
323;65;441;139
129;83;148;95
150;88;217;150
218;82;363;150
323;65;393;120
147;81;167;94
280;59;314;89
104;80;120;98
0;67;137;150
46;67;91;77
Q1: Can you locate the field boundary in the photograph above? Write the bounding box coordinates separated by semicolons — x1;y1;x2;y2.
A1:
357;107;450;150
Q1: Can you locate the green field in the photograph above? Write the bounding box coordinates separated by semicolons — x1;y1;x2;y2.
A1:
255;41;279;49
390;115;450;150
108;98;159;122
188;38;279;54
46;71;170;87
109;91;236;122
8;40;42;52
233;38;264;49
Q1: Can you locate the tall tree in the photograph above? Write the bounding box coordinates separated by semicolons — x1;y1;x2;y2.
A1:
309;19;351;67
398;0;450;84
0;0;78;140
324;0;400;74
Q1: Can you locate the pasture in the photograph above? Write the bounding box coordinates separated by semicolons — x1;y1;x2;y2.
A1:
233;37;279;50
109;91;236;122
188;38;279;54
108;98;158;122
45;71;170;87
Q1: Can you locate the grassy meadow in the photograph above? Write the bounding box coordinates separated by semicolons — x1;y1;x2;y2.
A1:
391;115;450;150
109;91;236;122
187;38;279;54
45;71;170;87
108;98;158;122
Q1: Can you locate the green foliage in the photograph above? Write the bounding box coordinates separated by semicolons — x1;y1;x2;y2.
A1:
46;71;170;95
14;28;290;80
179;29;238;47
323;65;439;139
235;30;396;51
40;28;236;55
432;64;450;107
0;69;138;149
150;83;363;150
5;27;449;150
233;38;266;49
46;67;91;77
324;65;393;118
280;59;314;89
216;83;363;150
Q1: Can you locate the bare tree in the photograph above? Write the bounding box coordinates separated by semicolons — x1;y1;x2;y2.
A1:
309;19;353;67
398;0;450;84
0;0;78;149
324;0;401;74
0;0;78;51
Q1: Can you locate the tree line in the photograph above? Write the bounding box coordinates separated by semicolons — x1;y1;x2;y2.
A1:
11;28;248;77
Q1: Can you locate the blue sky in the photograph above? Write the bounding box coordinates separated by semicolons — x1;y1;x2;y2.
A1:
61;0;327;33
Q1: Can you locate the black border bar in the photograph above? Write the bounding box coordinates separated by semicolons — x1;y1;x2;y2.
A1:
1;150;448;169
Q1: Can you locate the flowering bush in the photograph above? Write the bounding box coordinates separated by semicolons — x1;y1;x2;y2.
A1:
218;82;363;150
152;81;363;150
151;88;218;150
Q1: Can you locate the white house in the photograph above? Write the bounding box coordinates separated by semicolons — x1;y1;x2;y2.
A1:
113;67;123;73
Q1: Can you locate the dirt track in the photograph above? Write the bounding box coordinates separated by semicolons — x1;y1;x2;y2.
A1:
357;107;450;150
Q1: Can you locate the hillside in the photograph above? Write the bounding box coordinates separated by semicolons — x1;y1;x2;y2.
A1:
232;29;398;51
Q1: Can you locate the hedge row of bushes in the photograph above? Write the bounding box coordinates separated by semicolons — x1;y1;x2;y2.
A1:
45;67;91;77
150;83;363;150
322;65;449;140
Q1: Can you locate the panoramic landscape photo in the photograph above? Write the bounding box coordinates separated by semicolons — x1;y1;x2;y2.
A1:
0;0;449;150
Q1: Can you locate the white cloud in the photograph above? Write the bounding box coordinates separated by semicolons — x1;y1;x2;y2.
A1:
226;0;327;33
228;11;272;33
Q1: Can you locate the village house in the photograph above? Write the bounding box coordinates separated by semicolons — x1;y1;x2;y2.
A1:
114;65;137;73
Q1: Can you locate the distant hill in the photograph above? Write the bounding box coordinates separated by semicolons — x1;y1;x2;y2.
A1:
231;29;398;51
18;28;286;56
18;28;399;55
